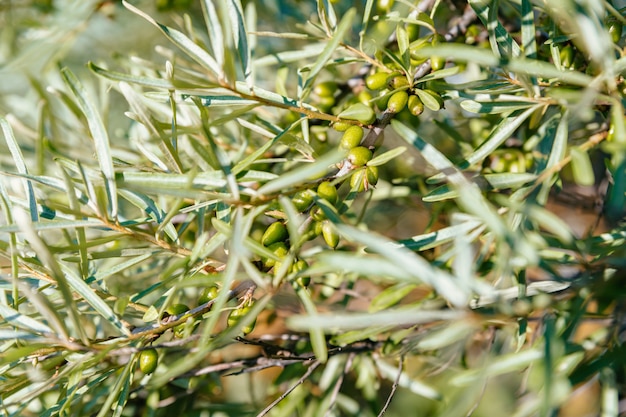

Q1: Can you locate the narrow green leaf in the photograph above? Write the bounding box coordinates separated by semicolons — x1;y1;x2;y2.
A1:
288;307;465;332
469;0;521;57
460;99;537;114
369;284;417;312
1;118;39;222
201;0;225;70
337;223;472;307
367;146;406;167
122;1;222;78
569;147;595;186
0;303;53;335
413;88;442;111
228;0;251;85
395;219;484;251
460;105;539;169
61;67;118;219
303;8;356;91
256;150;343;195
89;62;175;89
295;286;328;363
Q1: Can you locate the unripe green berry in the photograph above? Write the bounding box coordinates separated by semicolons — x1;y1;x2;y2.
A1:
317;181;338;205
314;81;338;97
138;348;159;374
332;121;351;132
388;74;409;89
292;190;314;212
430;56;445;71
366;71;390;91
559;44;574;68
227;305;255;335
261;221;288;246
263;242;288;268
166;303;189;317
408;95;424;116
607;18;623;44
387;91;409;113
350;166;379;192
347;146;373;167
357;90;373;105
311;206;326;222
321;221;340;249
340;126;364;150
292;259;311;287
198;286;219;305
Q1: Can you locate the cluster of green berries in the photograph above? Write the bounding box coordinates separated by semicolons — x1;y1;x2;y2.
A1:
259;220;311;286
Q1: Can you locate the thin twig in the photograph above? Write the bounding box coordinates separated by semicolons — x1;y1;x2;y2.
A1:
324;352;356;417
377;355;404;417
256;360;322;417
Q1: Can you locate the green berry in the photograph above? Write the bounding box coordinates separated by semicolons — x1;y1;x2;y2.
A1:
608;18;623;44
198;286;219;305
347;146;373;167
430;56;445;71
310;206;327;222
292;259;311;287
138;348;158;374
166;303;189;317
321;221;340;249
340;126;364;150
376;0;394;13
357;90;373;105
366;72;390;91
314;81;338;97
408;95;424;116
227;305;256;335
317;181;338;205
387;91;409;113
292;190;315;212
261;221;288;246
350;166;379;192
263;242;288;268
332;121;352;132
388;74;409;89
559;44;573;68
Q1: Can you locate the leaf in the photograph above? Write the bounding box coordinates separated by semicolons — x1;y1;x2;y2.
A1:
369;284;417;312
367;146;406;167
303;8;356;92
460;105;539;169
569;147;595;186
460;99;537;114
418;45;594;87
336;223;472;307
337;103;375;123
395;219;484;251
413;88;443;111
89;62;175;89
469;0;521;58
227;0;251;85
61;68;118;219
1;118;38;221
294;286;328;363
0;303;53;335
256;150;344;196
201;0;225;70
288;306;465;332
122;1;223;78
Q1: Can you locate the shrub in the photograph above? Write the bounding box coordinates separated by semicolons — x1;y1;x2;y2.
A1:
0;0;624;416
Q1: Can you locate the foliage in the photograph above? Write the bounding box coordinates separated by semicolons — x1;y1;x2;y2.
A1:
0;0;625;416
